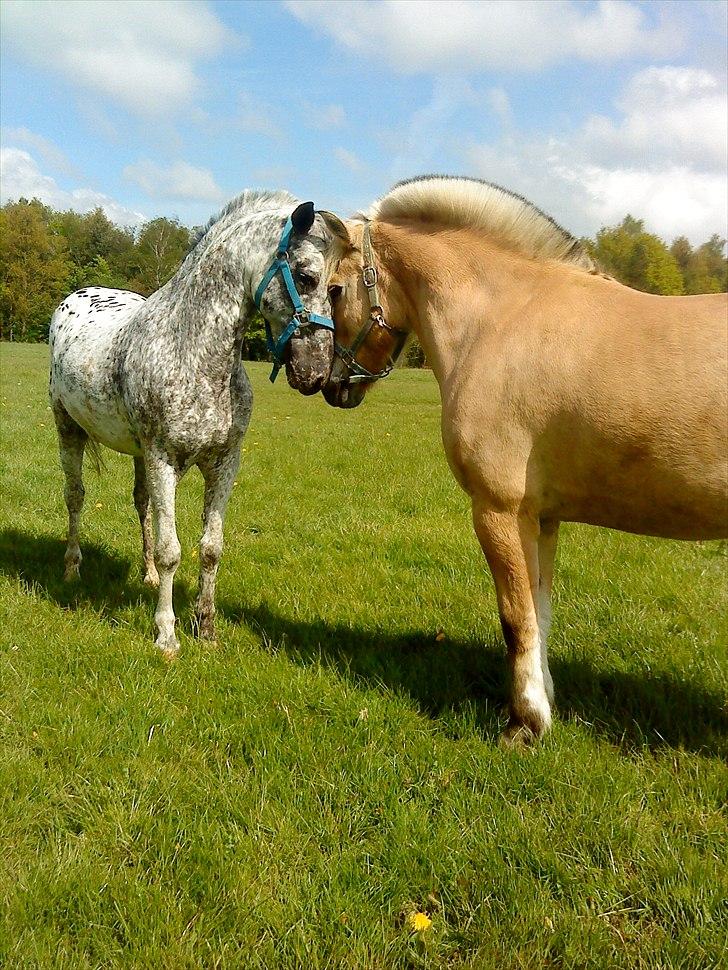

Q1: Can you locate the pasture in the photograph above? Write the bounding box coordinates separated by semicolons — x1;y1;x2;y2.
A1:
1;343;726;969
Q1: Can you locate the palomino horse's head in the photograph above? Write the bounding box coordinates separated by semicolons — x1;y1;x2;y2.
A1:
254;202;354;395
318;217;409;409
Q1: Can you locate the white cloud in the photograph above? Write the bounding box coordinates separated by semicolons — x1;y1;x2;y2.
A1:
457;61;728;244
0;147;146;226
582;67;727;171
122;160;223;202
556;163;727;243
286;0;681;72
1;0;240;117
334;147;366;174
1;127;79;177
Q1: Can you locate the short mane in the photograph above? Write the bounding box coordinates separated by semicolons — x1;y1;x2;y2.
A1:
191;188;298;250
361;175;594;270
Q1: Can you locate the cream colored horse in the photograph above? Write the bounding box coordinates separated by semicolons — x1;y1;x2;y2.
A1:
318;176;728;744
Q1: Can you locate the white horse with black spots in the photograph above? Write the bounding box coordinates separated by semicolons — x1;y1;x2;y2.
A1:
49;190;347;657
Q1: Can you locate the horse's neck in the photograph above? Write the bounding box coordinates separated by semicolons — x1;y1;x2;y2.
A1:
378;223;541;387
156;220;260;375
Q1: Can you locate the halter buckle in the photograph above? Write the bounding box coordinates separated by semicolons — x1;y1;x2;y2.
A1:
362;265;378;289
294;308;310;326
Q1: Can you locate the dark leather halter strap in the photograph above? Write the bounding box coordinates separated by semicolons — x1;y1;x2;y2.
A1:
333;222;408;384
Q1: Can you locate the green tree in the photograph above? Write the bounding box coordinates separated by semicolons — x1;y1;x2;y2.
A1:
591;216;684;294
242;312;271;361
0;199;73;341
128;217;191;295
52;207;135;288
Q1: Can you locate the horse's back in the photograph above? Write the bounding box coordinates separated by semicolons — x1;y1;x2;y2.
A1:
49;287;146;455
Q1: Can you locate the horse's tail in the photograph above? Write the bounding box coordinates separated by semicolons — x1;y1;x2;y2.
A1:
86;438;106;476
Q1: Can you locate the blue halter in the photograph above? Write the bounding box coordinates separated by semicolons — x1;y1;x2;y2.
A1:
254;216;334;382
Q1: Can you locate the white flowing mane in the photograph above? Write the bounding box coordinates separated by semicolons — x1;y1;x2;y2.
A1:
362;175;594;270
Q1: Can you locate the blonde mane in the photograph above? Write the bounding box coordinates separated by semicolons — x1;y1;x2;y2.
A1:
361;175;594;270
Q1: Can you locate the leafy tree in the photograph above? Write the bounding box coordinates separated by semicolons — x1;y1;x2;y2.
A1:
405;336;426;368
0;199;73;341
590;216;684;294
52;207;136;296
127;218;191;295
630;235;684;295
242;313;272;361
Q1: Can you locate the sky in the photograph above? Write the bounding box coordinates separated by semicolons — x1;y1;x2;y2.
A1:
1;0;726;243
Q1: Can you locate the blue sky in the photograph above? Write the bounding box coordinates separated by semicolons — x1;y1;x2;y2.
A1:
1;0;726;242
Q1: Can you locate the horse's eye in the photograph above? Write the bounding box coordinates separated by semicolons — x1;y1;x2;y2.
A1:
328;284;343;302
298;272;319;289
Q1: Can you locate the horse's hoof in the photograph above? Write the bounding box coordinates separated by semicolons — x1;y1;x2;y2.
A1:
143;570;159;589
63;565;81;582
500;722;537;750
501;700;553;748
156;637;180;662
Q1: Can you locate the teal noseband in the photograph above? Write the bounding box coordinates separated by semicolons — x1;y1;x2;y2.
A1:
254;216;334;383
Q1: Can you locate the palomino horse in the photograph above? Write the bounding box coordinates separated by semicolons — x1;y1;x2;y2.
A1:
318;175;728;743
50;191;342;657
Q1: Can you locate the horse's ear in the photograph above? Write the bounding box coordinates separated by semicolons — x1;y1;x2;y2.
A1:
291;201;316;235
317;210;353;247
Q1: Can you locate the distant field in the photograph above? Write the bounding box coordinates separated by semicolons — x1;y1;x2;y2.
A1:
1;342;726;969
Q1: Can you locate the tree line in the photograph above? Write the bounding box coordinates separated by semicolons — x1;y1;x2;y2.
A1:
1;198;726;360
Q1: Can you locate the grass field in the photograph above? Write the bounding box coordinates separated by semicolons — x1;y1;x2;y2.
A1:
1;342;726;969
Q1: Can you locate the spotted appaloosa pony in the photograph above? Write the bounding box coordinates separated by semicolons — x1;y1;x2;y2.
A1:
49;190;343;658
317;175;728;744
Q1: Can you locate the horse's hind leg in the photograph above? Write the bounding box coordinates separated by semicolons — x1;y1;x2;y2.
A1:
53;405;87;581
471;502;552;744
133;457;158;587
537;520;560;705
194;446;241;640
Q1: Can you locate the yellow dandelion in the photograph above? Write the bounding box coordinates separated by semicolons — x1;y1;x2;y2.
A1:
407;912;432;933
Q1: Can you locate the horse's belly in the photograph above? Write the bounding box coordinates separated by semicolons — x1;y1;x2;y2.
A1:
545;455;728;540
50;299;142;456
62;392;141;456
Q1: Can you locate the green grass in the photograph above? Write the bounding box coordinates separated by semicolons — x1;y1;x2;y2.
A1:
1;342;726;969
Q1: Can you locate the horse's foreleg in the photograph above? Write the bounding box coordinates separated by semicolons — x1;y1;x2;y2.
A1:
537;521;560;705
145;452;181;658
194;447;241;641
472;503;551;744
54;408;87;581
133;457;158;587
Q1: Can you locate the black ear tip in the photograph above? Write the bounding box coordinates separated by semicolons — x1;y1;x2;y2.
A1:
292;201;316;234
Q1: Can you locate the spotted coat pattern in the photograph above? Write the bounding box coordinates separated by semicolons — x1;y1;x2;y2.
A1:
49;189;337;656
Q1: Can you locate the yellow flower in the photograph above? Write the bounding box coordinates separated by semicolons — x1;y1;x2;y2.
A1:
408;912;432;933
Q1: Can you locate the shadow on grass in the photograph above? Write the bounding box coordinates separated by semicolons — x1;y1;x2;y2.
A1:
224;601;728;757
0;528;193;627
2;529;725;755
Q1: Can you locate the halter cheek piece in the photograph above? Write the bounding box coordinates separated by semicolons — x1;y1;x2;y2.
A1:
334;222;408;384
254;215;335;383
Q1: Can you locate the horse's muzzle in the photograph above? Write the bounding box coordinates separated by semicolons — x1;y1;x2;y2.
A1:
322;379;366;409
284;326;334;395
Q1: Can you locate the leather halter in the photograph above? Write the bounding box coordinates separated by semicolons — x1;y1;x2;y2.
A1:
333;222;408;385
